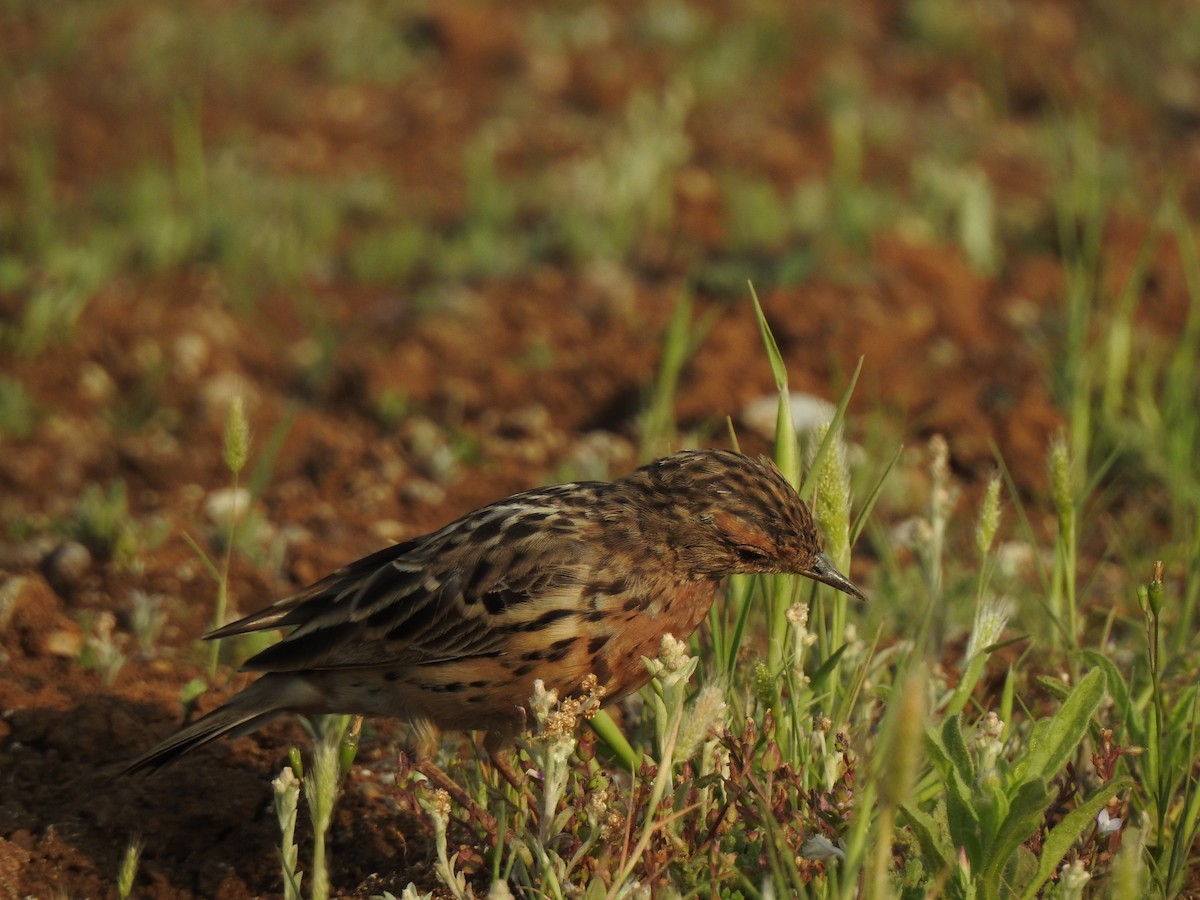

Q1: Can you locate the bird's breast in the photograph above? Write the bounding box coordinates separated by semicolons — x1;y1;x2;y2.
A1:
589;575;721;702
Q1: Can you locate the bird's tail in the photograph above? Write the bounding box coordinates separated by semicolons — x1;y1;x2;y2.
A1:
122;673;322;775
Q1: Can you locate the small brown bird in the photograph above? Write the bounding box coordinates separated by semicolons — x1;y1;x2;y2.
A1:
125;449;864;773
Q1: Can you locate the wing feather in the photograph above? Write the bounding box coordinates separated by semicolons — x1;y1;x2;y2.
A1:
226;490;600;673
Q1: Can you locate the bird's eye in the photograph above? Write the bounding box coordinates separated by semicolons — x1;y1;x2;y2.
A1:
735;544;771;564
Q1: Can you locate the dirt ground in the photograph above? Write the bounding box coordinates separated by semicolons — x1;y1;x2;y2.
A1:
2;1;1196;896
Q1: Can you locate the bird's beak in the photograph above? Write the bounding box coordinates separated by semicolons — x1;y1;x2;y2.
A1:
805;553;867;601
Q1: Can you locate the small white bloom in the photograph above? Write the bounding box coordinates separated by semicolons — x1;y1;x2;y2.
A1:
1097;807;1123;835
1059;858;1090;893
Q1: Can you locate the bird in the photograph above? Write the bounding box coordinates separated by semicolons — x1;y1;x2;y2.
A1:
124;448;865;775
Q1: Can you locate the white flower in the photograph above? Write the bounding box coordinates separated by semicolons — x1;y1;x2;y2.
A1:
1097;807;1123;835
1059;858;1090;893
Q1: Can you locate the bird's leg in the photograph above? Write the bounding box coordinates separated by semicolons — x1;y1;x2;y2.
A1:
483;727;540;813
490;750;526;794
399;750;499;835
409;719;500;832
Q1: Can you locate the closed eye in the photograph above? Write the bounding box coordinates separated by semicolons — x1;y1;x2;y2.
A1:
734;544;772;564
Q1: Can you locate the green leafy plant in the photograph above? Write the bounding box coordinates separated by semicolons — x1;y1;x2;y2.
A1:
67;481;136;562
903;669;1129;899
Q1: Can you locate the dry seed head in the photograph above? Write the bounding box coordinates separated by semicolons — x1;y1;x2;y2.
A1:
541;696;583;743
839;622;866;669
586;787;609;821
978;710;1004;739
600;809;625;843
429;788;451;822
785;602;810;631
644;632;697;688
659;633;690;672
928;434;959;524
579;672;606;716
535;674;606;742
965;596;1011;661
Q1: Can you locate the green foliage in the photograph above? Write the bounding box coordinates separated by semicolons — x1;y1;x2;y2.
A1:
67;481;136;562
272;767;303;900
77;610;128;686
0;375;36;438
127;590;169;657
116;836;142;900
207;397;252;678
637;290;716;461
905;671;1127;899
303;714;356;900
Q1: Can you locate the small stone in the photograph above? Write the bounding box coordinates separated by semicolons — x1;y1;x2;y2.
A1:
204;487;252;528
743;391;837;440
370;520;410;543
173;331;209;379
0;575;31;630
44;628;84;658
78;362;115;403
401;478;445;507
42;541;92;593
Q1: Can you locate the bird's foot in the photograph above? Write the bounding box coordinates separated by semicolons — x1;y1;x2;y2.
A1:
400;751;499;836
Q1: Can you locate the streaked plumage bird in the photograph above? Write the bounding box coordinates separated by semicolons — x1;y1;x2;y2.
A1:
126;448;864;773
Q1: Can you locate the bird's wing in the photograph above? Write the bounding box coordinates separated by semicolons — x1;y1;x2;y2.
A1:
205;535;428;638
221;489;601;673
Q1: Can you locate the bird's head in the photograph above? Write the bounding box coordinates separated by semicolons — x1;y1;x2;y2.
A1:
631;449;866;600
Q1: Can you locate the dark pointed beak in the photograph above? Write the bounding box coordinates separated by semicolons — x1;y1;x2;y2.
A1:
805;553;867;601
